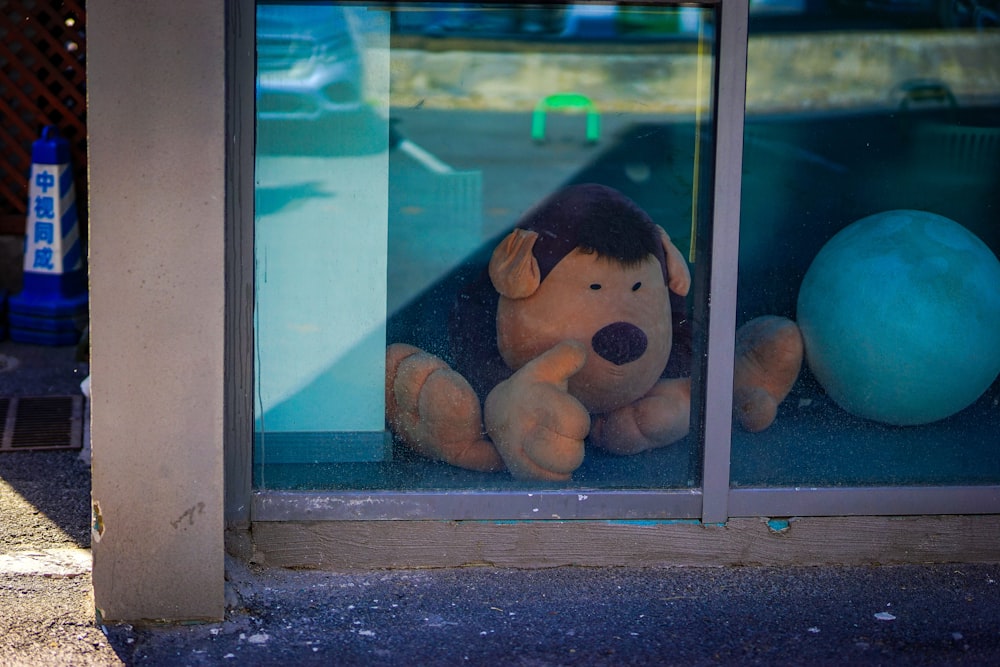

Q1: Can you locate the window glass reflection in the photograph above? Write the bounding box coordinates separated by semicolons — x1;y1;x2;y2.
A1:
733;6;1000;487
254;2;721;491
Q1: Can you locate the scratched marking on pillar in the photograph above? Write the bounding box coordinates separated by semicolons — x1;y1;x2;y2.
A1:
171;502;206;529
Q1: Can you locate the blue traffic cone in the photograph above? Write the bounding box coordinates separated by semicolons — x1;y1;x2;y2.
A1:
9;126;88;345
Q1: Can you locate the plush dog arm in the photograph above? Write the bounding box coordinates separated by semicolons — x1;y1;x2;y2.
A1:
589;377;692;455
732;316;804;432
483;340;592;481
386;343;505;472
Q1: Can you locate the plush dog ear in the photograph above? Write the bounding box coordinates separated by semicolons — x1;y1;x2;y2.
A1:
657;226;691;297
489;229;541;299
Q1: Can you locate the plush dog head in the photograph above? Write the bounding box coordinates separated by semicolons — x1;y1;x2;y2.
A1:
489;184;690;413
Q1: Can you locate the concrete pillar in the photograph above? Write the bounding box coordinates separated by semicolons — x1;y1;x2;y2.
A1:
88;0;225;622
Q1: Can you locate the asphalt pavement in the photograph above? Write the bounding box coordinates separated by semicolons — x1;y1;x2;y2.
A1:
166;561;1000;666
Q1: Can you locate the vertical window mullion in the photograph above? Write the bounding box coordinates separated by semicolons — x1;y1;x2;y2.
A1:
226;0;257;531
701;0;749;525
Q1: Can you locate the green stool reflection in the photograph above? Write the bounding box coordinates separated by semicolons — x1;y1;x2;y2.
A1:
531;93;600;144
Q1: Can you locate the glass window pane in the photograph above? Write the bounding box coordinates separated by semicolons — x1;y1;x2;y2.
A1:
253;2;720;491
733;8;1000;487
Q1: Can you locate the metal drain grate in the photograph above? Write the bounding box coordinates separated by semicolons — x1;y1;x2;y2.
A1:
0;396;84;452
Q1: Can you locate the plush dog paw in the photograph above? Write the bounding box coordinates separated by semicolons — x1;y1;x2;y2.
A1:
591;377;691;454
386;344;505;472
483;341;591;481
733;316;803;432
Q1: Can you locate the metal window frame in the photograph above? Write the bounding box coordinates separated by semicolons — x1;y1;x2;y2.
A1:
225;0;257;533
226;0;1000;531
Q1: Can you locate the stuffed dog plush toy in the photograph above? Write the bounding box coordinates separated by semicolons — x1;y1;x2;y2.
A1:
386;184;802;480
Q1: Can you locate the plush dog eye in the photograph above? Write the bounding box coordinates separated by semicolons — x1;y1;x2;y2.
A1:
590;283;602;290
632;282;642;291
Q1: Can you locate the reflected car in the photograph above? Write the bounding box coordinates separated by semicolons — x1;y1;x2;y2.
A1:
256;5;363;121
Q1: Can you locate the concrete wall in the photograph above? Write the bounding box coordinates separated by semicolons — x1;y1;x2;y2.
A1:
88;0;225;622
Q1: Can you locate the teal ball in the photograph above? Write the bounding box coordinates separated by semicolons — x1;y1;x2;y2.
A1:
797;210;1000;425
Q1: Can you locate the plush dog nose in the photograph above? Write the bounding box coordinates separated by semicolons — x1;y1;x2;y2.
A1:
591;322;648;366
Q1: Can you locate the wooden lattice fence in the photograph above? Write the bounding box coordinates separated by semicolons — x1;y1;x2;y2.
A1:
0;0;86;236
